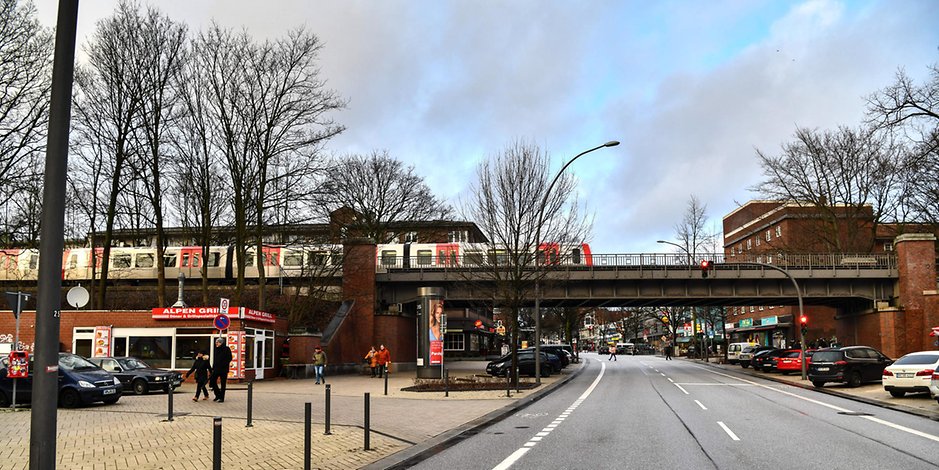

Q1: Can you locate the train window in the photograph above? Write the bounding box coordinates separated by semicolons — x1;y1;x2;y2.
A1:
487;250;509;265
29;254;38;270
193;253;201;267
416;250;433;265
380;250;398;267
163;253;177;268
206;252;221;267
283;253;303;267
264;252;279;266
112;254;131;268
181;253;190;267
136;253;154;268
68;254;78;269
465;251;483;265
571;248;581;265
308;251;328;266
244;253;255;267
330;251;342;266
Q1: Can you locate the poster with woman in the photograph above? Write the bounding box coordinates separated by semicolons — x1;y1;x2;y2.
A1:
429;299;444;365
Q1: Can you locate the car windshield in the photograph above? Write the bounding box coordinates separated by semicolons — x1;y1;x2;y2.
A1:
742;346;759;353
811;351;843;363
893;354;939;365
784;351;801;358
58;354;99;371
119;358;152;370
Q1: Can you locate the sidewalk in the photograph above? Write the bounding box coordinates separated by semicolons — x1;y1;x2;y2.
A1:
686;357;939;420
0;360;584;470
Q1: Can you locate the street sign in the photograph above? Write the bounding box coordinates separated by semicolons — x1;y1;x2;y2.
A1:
214;314;231;331
219;297;230;315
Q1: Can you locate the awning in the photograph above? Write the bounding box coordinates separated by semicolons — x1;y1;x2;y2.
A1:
727;322;792;333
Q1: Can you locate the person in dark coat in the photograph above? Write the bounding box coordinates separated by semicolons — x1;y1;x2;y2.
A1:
211;338;233;402
185;351;211;401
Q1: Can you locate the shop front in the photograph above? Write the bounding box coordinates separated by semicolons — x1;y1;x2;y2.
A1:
726;315;794;348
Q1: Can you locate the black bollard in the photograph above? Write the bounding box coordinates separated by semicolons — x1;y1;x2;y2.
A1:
444;369;449;398
506;373;511;398
246;381;253;428
213;417;222;470
304;402;311;470
324;384;332;435
364;392;370;451
383;365;388;396
166;386;174;422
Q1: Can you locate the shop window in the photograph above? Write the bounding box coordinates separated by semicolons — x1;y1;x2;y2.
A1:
128;336;172;368
136;253;154;268
244;338;255;369
444;332;464;351
113;337;127;357
176;336;212;370
265;337;274;368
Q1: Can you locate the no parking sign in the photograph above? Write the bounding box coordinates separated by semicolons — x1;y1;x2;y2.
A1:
214;314;231;331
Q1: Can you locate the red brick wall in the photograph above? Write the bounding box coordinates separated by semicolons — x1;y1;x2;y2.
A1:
288;335;322;364
333;238;376;365
373;314;416;364
895;234;937;352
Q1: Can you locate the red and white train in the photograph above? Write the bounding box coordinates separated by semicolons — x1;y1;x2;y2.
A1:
0;242;593;282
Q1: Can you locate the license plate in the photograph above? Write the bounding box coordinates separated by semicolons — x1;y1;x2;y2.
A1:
817;367;829;372
896;373;914;378
103;388;115;395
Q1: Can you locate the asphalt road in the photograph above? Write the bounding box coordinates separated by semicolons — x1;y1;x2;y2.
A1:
411;353;939;470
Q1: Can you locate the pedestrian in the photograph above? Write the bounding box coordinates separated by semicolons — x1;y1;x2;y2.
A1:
313;346;327;384
185;351;211;401
210;337;232;403
608;344;616;361
376;344;391;377
665;344;673;360
365;346;378;377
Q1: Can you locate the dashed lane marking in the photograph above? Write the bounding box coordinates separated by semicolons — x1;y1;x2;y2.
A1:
695;400;708;410
718;421;740;441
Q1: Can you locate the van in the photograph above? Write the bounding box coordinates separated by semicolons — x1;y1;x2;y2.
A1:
727;342;757;364
616;343;635;355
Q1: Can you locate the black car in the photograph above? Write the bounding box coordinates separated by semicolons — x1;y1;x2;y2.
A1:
0;353;123;408
87;357;182;395
486;351;552;378
752;349;787;372
808;346;893;388
538;345;571;367
519;348;562;373
739;345;775;368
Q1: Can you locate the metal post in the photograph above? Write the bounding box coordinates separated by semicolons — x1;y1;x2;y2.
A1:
30;2;79;468
166;386;174;422
245;381;253;427
213;417;222;470
324;384;332;435
304;402;311;470
364;393;370;451
383;365;388;396
444;368;449;398
506;373;511;398
12;292;22;410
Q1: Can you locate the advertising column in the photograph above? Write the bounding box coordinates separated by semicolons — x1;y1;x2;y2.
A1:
416;287;445;379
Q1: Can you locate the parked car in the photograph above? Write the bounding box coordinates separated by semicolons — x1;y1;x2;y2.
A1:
775;349;816;375
752;349;787;372
882;351;939;398
738;345;775;368
727;342;757;365
86;356;182;395
520;348;562;373
0;353;123;408
486;351;552;378
808;346;893;388
538;345;571;367
635;344;656;355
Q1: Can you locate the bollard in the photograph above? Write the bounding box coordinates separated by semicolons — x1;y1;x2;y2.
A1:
304;402;311;470
166;386;174;422
213;417;222;470
246;381;253;428
364;392;370;451
506;373;511;398
324;384;332;435
444;369;449;398
383;365;389;396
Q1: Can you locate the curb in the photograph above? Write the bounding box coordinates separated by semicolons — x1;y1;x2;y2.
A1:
363;359;591;470
691;359;939;421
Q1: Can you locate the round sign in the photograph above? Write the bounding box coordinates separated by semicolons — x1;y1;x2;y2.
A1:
214;314;231;331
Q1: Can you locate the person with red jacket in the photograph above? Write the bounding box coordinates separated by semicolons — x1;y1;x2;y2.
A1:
375;344;391;377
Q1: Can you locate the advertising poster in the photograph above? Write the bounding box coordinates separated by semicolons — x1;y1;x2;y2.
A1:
227;331;245;379
93;326;111;358
429;299;444;365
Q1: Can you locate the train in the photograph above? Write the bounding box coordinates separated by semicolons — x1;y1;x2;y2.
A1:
0;242;593;282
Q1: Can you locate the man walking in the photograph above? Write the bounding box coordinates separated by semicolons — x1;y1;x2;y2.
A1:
376;344;391;377
608;344;617;361
313;346;327;384
211;337;232;402
664;343;673;360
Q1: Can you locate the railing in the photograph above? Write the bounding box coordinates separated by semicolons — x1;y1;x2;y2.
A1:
376;252;898;273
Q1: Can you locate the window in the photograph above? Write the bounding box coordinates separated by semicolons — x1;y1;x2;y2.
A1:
766;230;771;241
776;226;782;237
136;253;154;268
68;254;78;270
100;358;121;372
404;232;418;243
380;250;398;267
308;251;329;266
465;251;483;265
128;336;172;368
759;306;764;311
175;336;211;370
206;252;221;267
444;332;465;351
164;253;177;268
755;237;761;246
448;230;468;243
750;306;755;312
112;254;131;268
265;336;274;368
746;239;752;249
571;248;582;265
283;253;303;267
113;337;127;357
416;249;433;265
488;249;509;265
884;242;893;252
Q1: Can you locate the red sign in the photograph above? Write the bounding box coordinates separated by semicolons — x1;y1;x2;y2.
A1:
227;331;245;379
214;314;231;331
152;307;219;320
7;351;28;378
240;307;276;324
93;326;111;358
430;340;443;365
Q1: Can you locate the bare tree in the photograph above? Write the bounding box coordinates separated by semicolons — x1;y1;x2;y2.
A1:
0;0;53;243
462;140;591;385
318;150;450;243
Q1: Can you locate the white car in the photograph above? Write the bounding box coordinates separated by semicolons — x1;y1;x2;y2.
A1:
727;342;756;365
883;351;939;398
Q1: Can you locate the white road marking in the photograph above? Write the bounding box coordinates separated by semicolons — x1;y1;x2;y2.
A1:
718;421;740;441
660;373;666;377
667;378;674;383
674;383;689;395
695;400;708;410
861;416;939;444
674;383;758;386
491;362;607;470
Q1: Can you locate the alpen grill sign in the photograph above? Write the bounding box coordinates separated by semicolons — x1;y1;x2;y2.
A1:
152;307;222;320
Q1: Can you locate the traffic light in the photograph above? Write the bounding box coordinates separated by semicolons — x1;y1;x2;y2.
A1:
800;314;808;337
700;260;713;278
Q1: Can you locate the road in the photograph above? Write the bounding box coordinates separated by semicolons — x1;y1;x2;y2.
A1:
412;353;939;470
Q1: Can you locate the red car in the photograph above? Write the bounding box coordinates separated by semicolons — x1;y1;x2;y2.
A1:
775;349;815;375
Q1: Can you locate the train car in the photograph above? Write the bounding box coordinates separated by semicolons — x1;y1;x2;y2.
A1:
279;244;343;277
163;246;230;281
376;243;462;269
0;249;38;282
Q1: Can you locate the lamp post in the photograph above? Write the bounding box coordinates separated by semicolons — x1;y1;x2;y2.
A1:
656;240;701;360
533;140;619;384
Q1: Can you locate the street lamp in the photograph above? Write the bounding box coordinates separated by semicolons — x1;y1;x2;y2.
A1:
656;240;701;360
534;140;619;384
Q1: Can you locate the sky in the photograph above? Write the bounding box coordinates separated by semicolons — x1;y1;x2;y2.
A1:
33;0;939;254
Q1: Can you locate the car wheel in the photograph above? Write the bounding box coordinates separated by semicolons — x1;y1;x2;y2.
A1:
0;391;10;408
741;363;750;368
102;396;120;405
763;366;773;373
847;371;862;388
59;389;82;408
812;381;825;388
781;371;790;376
133;379;148;395
889;390;905;398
